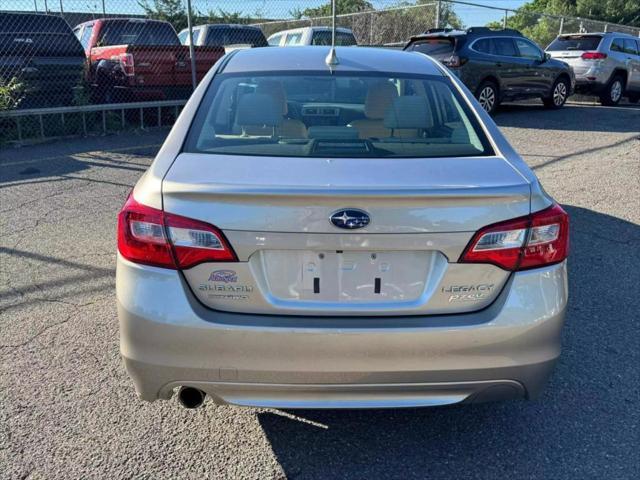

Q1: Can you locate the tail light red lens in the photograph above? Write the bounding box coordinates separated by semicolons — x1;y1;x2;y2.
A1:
119;53;135;76
117;194;237;269
581;51;607;60
460;204;569;271
442;55;467;68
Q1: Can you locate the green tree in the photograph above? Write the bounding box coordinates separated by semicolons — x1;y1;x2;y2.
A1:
291;0;374;19
283;1;462;45
138;1;254;32
206;8;254;23
575;0;640;26
138;0;189;31
489;0;639;47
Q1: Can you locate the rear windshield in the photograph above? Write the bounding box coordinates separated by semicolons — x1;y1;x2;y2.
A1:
0;13;84;56
547;35;602;51
97;20;179;46
311;31;357;46
206;27;267;47
184;72;493;158
407;38;455;56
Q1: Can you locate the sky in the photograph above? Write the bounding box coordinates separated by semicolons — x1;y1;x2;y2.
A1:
4;0;529;27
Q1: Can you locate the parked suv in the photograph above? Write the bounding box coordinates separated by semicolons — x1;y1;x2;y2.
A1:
267;27;357;47
404;27;575;114
178;24;267;51
0;12;85;108
546;32;640;105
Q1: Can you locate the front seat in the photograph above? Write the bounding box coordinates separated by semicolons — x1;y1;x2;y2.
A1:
349;81;399;139
242;81;307;138
236;93;283;136
383;95;433;138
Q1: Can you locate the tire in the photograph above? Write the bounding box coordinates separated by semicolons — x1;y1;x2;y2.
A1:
543;77;570;109
599;75;624;106
475;80;499;115
628;94;639;104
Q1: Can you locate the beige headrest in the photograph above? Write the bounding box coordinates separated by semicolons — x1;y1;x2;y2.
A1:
256;80;288;116
364;82;399;119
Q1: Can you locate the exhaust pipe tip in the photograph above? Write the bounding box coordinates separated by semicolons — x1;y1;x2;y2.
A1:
177;386;206;409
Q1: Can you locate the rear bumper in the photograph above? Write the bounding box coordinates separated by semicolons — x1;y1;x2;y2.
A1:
573;66;613;93
117;256;568;408
574;79;608;94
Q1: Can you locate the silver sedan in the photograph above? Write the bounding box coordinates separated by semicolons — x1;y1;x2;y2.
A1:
117;46;569;409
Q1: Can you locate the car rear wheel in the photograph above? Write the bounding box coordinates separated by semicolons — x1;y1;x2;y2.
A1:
600;75;624;106
543;78;569;109
476;81;499;115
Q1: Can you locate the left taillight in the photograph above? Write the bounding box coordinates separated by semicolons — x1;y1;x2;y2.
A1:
117;194;237;269
442;55;466;68
459;204;569;271
119;53;135;76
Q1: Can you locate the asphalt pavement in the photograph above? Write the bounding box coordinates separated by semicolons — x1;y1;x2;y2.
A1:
1;102;639;479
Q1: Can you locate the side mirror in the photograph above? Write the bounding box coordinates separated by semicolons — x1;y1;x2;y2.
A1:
544;52;551;61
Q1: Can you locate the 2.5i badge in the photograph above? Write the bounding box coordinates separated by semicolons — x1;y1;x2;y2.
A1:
442;284;495;302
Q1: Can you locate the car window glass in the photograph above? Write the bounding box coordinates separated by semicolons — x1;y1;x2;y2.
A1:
178;30;188;44
473;38;492;54
411;38;455;55
623;39;638;55
610;38;624;52
546;35;602;51
311;31;357;46
192;28;202;44
184;72;494;159
80;25;93;48
284;33;302;45
97;20;179;46
268;34;282;46
73;27;82;40
491;38;517;57
0;14;85;56
205;27;266;47
515;38;542;60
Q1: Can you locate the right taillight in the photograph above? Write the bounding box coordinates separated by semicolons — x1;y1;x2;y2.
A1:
117;193;237;270
581;51;607;60
460;204;569;271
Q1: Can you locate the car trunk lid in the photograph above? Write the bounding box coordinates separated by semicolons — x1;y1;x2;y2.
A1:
162;154;529;315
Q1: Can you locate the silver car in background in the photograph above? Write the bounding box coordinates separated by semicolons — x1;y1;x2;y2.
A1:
117;46;569;409
546;32;640;105
267;26;357;46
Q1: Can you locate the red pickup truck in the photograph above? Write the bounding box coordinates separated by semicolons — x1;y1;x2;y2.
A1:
73;18;224;103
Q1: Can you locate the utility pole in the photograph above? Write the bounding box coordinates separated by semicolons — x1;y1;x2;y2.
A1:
435;1;441;29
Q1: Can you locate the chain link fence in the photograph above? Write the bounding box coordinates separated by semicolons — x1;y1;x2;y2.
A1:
1;0;639;142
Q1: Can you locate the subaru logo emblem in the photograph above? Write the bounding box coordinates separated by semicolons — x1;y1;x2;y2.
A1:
330;209;370;230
